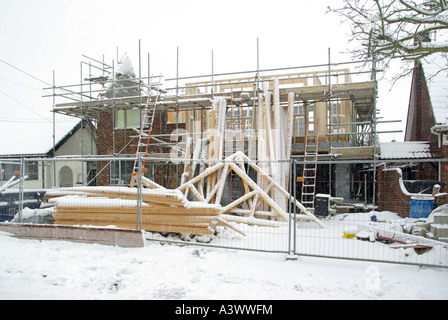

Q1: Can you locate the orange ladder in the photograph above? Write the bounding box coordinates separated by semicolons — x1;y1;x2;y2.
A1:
130;74;162;187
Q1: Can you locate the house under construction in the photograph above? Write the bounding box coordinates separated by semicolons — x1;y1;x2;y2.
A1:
46;44;391;214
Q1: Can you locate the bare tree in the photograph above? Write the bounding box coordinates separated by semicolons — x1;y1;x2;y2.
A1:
329;0;448;77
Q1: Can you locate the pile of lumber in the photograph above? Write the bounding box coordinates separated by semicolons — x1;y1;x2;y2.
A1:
44;187;226;235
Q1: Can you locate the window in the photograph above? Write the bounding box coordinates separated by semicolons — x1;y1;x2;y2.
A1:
308;105;315;134
1;161;38;181
293;104;315;137
27;161;39;180
110;160;153;185
293;105;305;136
115;108;142;129
110;160;134;185
330;99;343;133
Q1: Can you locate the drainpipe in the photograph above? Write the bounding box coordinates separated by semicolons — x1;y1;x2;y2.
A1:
430;125;446;149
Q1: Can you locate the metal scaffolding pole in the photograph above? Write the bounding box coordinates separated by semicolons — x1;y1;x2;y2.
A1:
44;41;384;196
52;70;56;188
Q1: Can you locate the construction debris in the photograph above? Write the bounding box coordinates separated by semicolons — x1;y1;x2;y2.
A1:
362;224;447;254
351;208;448;254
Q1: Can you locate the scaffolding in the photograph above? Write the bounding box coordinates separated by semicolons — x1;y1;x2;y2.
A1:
43;39;402;209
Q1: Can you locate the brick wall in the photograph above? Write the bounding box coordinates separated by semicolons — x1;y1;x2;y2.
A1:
377;167;447;216
411;63;448;197
377;169;412;217
441;145;448;200
407;63;440;180
96;108;186;186
408;64;437;146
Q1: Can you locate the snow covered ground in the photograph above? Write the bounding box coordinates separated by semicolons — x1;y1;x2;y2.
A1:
1;210;448;300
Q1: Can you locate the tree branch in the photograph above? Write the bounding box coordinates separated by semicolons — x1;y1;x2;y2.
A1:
329;0;448;64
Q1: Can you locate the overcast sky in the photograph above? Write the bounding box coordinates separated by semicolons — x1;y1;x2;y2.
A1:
0;0;410;154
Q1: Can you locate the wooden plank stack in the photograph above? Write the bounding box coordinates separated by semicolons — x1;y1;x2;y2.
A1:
44;187;222;235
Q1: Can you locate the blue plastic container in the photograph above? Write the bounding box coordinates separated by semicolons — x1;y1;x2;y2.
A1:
410;196;434;219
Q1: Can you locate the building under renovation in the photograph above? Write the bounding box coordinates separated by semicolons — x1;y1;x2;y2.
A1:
46;45;391;217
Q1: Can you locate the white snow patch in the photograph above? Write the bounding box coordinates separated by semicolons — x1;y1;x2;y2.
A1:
380;141;432;159
422;53;448;124
0;227;448;300
1;209;448;300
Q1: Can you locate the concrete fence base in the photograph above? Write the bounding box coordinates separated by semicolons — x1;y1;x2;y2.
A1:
0;223;145;248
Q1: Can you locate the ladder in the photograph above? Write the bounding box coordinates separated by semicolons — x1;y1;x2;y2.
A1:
301;119;319;209
130;75;162;187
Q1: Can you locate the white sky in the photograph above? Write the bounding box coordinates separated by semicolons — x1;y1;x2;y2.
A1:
0;0;411;155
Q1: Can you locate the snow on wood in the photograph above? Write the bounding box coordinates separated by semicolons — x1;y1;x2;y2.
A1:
234;152;325;228
364;224;448;248
43;146;325;235
45;181;243;236
0;175;29;193
265;93;276;175
220;214;282;228
214;163;230;205
207;99;226;195
141;176;165;189
49;195;147;208
45;186;186;206
286;92;294;160
176;151;325;229
0;176;16;193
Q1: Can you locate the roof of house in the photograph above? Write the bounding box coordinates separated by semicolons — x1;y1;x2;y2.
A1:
0;120;92;158
380;141;433;159
421;53;448;125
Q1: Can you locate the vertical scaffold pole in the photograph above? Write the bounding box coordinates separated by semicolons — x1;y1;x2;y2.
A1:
137;154;143;230
52;70;56;188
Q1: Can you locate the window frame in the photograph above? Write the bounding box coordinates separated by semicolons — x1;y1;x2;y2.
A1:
114;108;142;130
1;161;39;181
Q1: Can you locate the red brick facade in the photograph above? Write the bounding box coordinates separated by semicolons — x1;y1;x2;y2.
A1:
408;62;448;194
441;145;448;196
377;169;411;217
406;63;439;154
96;109;186;186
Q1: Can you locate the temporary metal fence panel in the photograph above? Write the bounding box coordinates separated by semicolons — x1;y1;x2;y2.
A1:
290;158;448;268
2;156;448;268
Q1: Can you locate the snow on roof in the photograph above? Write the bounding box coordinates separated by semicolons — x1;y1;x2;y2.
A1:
380;141;433;159
421;53;448;124
0;119;81;157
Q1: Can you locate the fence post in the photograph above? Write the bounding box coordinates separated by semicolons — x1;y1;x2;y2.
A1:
293;159;297;255
288;159;292;256
18;158;24;223
287;158;298;260
136;155;143;230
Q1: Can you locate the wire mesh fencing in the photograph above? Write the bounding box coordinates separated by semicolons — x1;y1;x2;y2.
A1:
1;156;447;268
